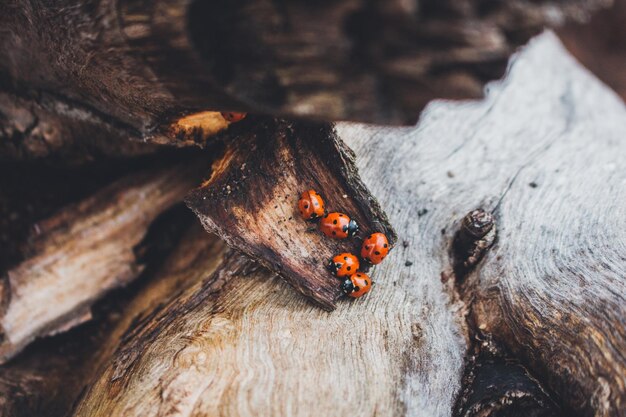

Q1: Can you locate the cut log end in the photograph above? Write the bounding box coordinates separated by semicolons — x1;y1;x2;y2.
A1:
186;118;396;309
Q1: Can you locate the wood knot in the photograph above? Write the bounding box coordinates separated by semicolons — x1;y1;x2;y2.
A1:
461;209;494;239
452;208;497;277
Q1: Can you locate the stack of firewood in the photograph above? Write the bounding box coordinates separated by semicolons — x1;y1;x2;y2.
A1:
0;1;624;416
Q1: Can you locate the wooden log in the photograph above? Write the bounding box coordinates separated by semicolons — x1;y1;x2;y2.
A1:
0;218;220;417
0;91;159;163
0;157;209;362
339;32;625;416
185;118;396;310
0;0;609;154
72;32;624;416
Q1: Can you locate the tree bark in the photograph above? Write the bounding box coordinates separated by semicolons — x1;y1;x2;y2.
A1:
185;118;396;310
0;0;610;155
67;32;625;417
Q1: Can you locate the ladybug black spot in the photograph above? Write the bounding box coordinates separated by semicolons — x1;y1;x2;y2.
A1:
364;280;369;285
347;266;352;271
343;256;348;260
354;286;360;291
374;251;381;255
304;204;309;209
339;214;344;217
384;244;388;248
333;220;337;225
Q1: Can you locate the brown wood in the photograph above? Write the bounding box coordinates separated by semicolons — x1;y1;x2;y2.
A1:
69;33;625;417
0;219;220;417
0;91;159;163
185;118;396;310
558;0;626;104
0;157;209;362
0;0;609;156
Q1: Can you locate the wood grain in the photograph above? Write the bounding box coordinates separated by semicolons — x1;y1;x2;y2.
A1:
57;32;626;417
185;119;396;310
0;217;219;417
0;0;610;156
340;32;626;416
0;91;159;163
0;158;209;362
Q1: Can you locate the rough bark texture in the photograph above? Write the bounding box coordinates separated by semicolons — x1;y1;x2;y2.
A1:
186;119;396;310
5;31;620;417
0;0;610;157
0;91;159;163
0;157;210;362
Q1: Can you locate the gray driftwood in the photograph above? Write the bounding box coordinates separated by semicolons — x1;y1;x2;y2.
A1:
66;32;625;416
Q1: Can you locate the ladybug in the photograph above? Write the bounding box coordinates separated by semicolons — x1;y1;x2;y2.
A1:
361;232;390;265
298;189;325;220
221;112;247;123
328;253;360;278
341;272;372;298
319;212;358;239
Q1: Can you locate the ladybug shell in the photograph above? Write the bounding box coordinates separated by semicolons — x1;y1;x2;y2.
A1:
361;232;389;264
221;112;247;123
342;272;372;298
319;212;358;239
298;190;325;220
329;253;360;278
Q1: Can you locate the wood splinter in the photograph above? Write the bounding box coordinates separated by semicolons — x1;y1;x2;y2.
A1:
186;118;396;310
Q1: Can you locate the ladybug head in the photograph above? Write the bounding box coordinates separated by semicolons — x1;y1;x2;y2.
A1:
341;278;355;295
327;259;341;274
347;220;359;237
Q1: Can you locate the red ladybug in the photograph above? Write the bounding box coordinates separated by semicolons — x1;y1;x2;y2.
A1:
328;253;360;278
361;232;390;264
221;112;247;123
341;272;372;298
319;212;358;239
298;189;325;220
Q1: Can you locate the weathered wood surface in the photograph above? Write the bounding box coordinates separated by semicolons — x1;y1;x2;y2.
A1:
69;32;625;417
0;158;209;362
186;119;396;310
0;91;159;163
0;0;609;156
0;216;215;417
